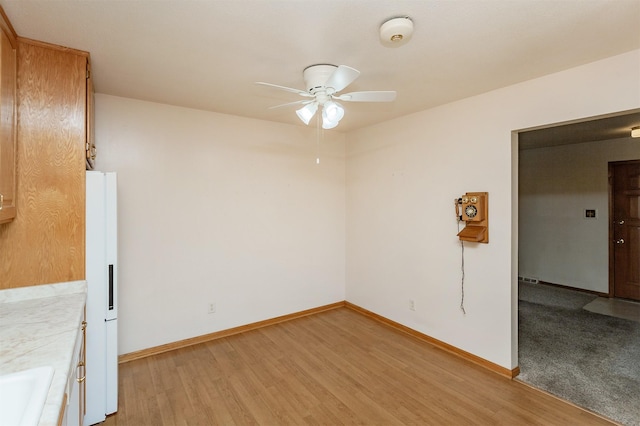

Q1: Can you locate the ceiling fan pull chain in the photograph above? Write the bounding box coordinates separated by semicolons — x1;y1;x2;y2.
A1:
316;113;321;164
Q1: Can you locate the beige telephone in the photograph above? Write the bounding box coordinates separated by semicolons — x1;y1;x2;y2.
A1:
455;192;489;243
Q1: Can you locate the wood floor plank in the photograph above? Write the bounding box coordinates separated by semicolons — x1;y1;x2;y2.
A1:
104;307;614;425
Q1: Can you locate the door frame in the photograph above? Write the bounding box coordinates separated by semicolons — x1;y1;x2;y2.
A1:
608;159;640;297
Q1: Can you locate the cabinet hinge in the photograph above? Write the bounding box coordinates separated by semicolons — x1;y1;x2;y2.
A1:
86;69;90;79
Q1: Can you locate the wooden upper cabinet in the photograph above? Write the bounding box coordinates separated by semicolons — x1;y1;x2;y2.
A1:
0;12;17;224
0;39;89;289
0;3;91;288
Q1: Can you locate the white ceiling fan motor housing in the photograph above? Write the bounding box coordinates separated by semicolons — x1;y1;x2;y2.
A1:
303;64;338;95
380;17;413;47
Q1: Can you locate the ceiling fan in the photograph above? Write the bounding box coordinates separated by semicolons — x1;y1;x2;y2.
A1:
256;64;396;130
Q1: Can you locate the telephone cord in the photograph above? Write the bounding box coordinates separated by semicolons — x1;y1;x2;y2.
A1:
456;215;466;315
460;239;466;314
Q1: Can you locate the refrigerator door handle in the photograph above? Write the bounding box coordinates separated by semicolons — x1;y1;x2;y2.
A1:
108;264;114;311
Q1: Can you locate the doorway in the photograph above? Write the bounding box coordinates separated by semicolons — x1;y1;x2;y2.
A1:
516;111;640;425
518;111;640;294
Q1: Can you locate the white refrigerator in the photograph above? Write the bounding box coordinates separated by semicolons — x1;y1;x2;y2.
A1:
85;171;118;425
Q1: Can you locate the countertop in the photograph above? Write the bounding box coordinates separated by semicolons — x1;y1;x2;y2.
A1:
0;280;87;426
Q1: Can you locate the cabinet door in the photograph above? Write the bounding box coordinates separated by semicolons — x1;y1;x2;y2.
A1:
66;379;80;426
0;40;88;288
65;319;86;426
80;319;86;424
0;25;16;224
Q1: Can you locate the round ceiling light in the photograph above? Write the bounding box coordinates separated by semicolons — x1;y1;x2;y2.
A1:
380;17;413;47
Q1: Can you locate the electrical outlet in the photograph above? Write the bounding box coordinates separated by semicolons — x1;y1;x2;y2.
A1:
208;302;216;314
409;299;415;311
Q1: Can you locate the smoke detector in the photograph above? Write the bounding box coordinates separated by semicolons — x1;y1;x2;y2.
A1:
380;17;413;47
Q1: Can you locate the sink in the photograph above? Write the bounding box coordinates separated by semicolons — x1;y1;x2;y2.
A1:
0;366;54;426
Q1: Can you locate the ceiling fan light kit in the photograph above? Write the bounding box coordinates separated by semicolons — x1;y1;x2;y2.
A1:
321;101;345;129
379;17;413;47
296;103;318;125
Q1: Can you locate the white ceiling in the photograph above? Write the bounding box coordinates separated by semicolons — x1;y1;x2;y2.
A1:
1;0;639;133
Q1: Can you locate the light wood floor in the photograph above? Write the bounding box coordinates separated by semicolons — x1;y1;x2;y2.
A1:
103;307;612;425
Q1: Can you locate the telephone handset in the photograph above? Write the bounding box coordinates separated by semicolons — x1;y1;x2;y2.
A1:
455;192;488;243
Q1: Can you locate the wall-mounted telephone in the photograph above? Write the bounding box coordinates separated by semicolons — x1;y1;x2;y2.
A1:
455;192;489;243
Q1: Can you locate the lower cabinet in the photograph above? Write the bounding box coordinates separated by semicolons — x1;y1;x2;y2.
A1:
59;317;86;426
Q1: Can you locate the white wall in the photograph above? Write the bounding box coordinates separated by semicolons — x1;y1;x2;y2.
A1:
95;49;639;367
345;50;640;369
519;138;639;292
94;96;346;354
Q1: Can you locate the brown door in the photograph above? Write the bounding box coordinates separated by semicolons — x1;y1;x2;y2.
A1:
611;160;640;301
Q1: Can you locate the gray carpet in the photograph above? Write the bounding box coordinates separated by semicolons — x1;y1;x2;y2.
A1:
518;282;640;426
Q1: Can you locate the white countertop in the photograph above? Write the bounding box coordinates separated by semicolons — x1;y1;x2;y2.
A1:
0;280;87;426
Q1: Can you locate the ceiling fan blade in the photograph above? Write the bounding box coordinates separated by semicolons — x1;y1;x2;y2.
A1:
255;82;312;97
324;65;360;93
268;100;311;109
335;91;397;102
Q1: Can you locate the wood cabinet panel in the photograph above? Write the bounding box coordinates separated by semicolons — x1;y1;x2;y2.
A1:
0;12;16;224
0;40;88;288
